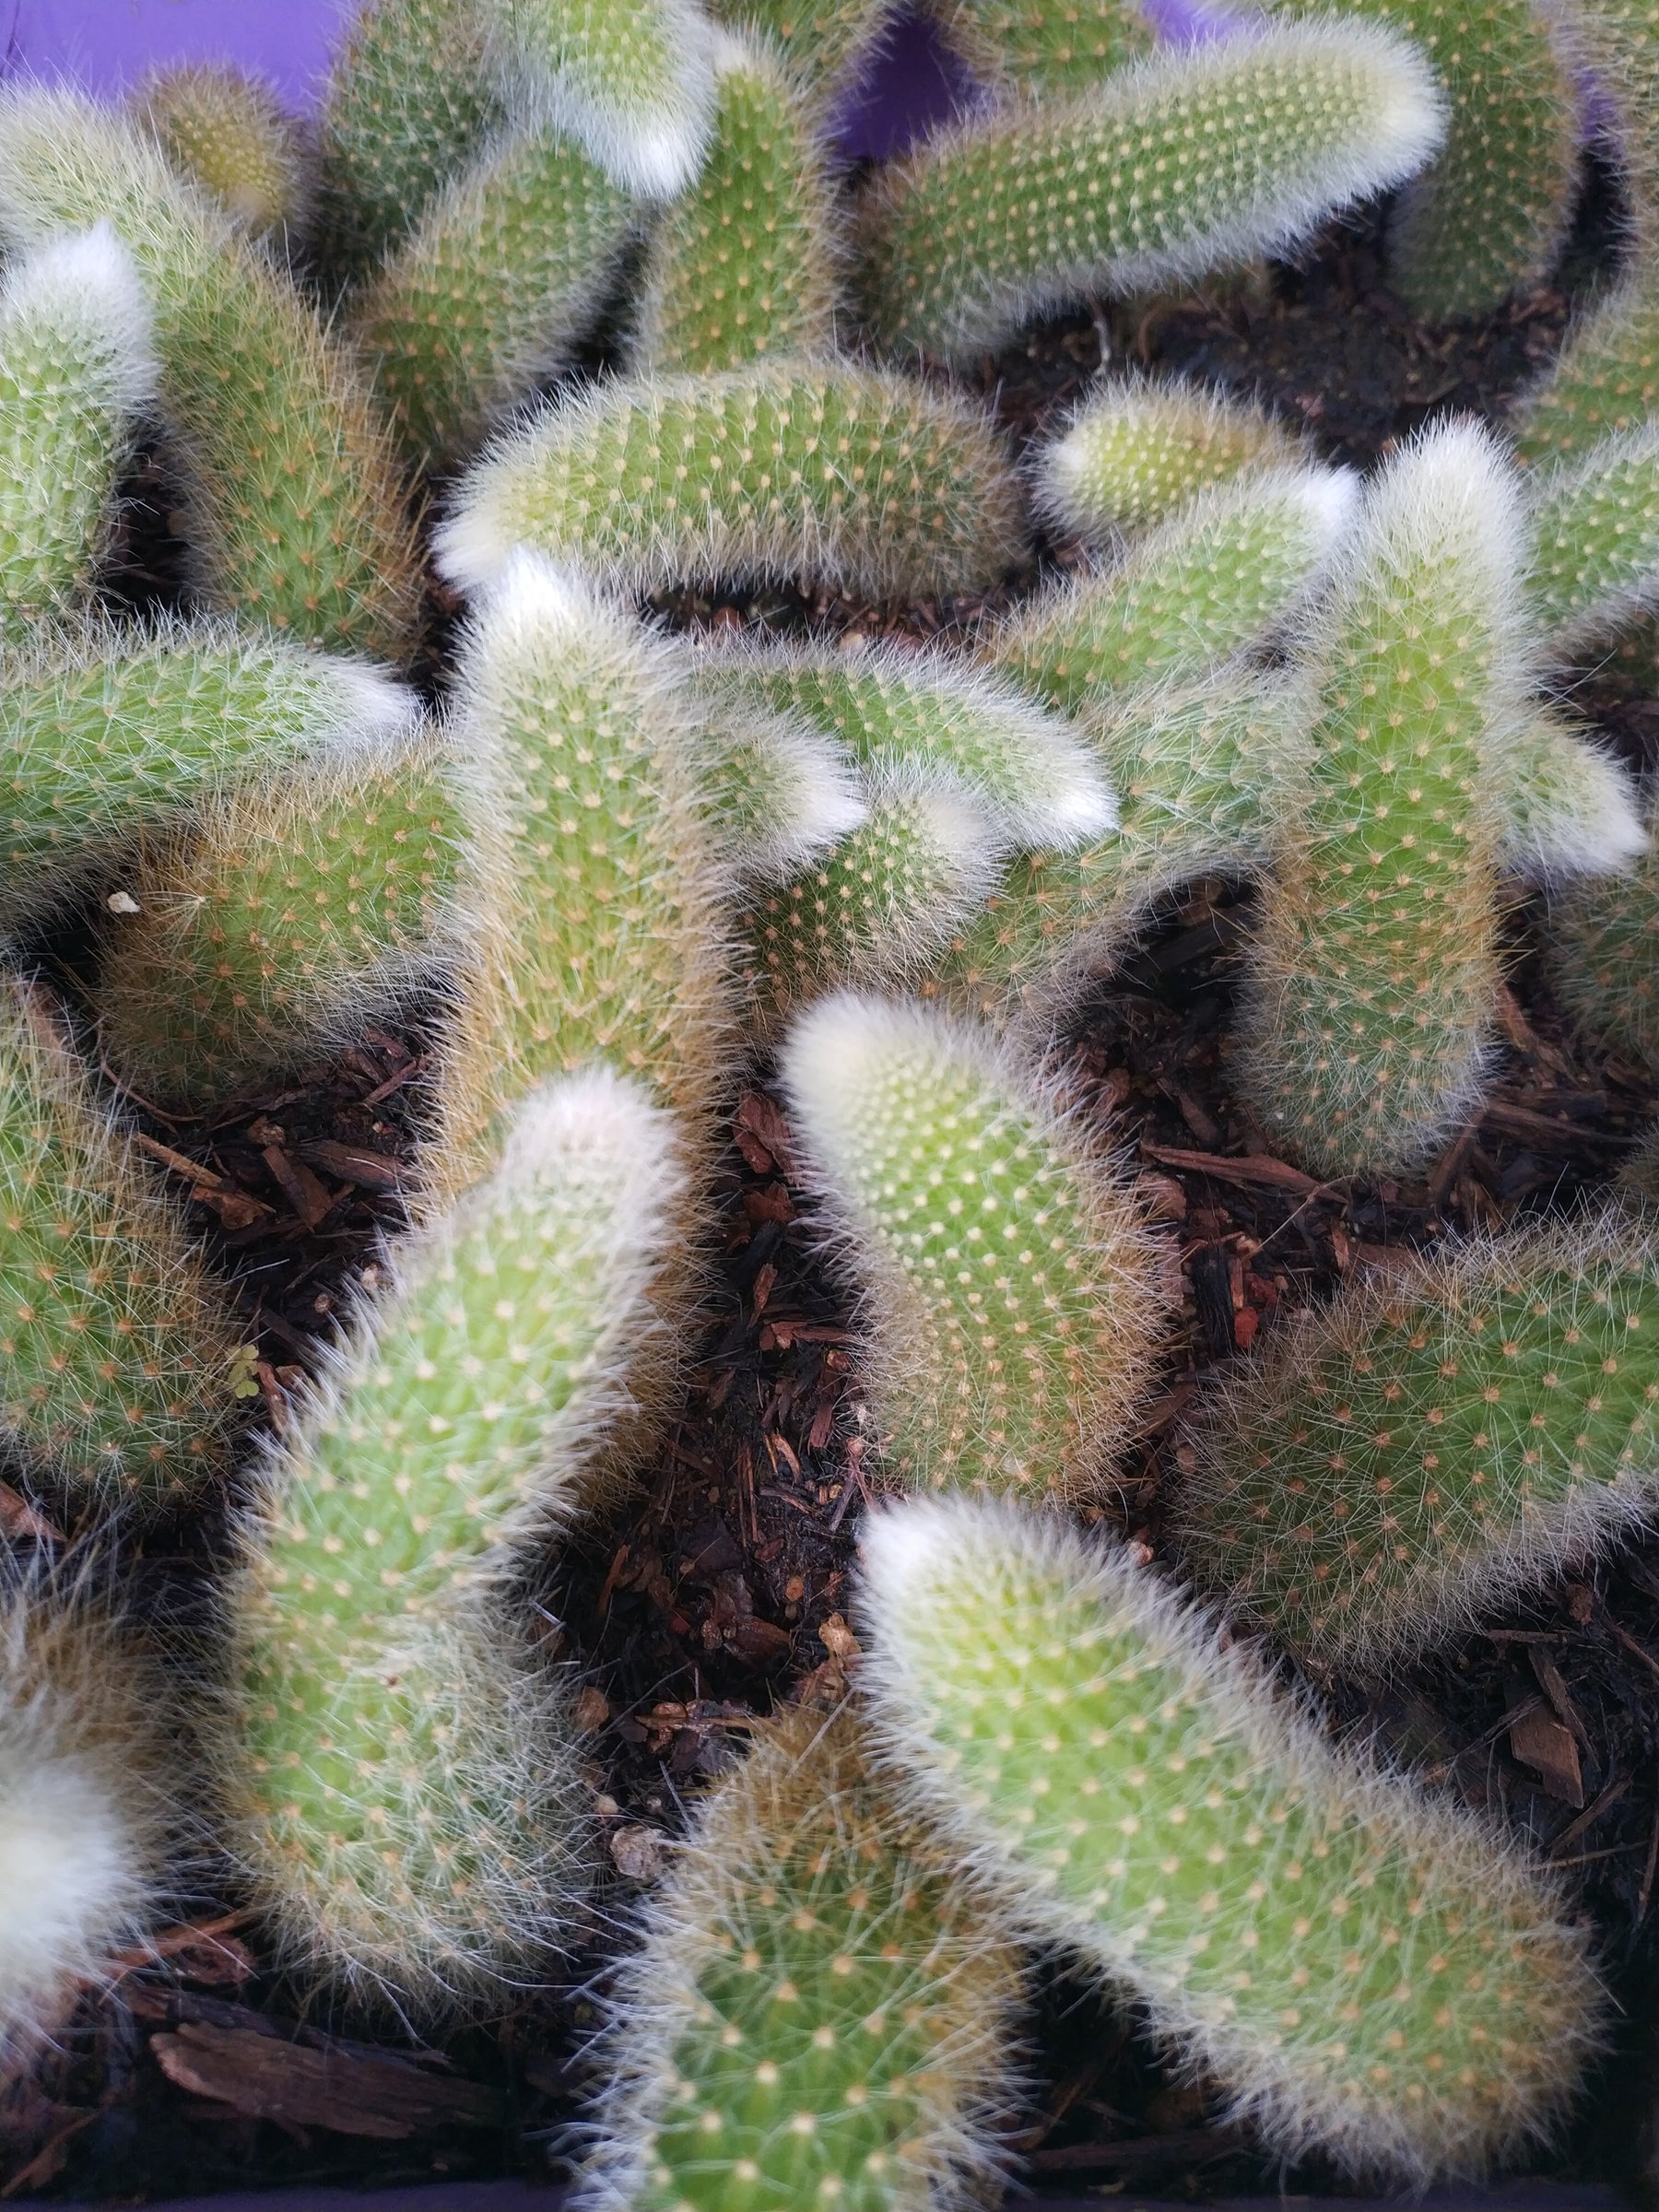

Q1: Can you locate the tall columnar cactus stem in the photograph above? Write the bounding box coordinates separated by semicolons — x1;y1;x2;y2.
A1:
738;770;1007;1031
1232;421;1526;1179
1514;275;1659;465
694;686;867;883
854;23;1445;362
1547;782;1659;1072
135;65;309;241
937;0;1151;96
1;1568;171;2061
349;120;635;468
1032;376;1301;542
0;87;421;662
575;1702;1026;2212
1524;425;1659;655
0;620;419;946
779;992;1165;1498
479;0;718;198
433;364;1030;602
1497;711;1645;884
982;466;1356;715
857;1493;1608;2183
224;1070;678;2002
310;0;505;284
92;733;460;1113
0;977;241;1511
700;633;1116;849
1173;1205;1659;1667
631;30;841;376
0;228;156;645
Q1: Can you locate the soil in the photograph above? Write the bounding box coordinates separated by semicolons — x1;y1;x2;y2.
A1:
6;158;1659;2208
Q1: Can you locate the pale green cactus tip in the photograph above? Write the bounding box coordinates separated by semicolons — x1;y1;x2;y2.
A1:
1514;272;1659;467
1524;422;1659;657
855;19;1446;362
0;975;242;1512
135;62;309;240
1171;1202;1659;1672
690;675;868;883
574;1700;1028;2212
777;990;1167;1499
1233;418;1528;1180
0;224;157;641
225;1066;684;2003
431;362;1030;604
1499;710;1646;885
1547;779;1659;1072
1031;374;1303;543
855;1491;1610;2184
480;0;719;200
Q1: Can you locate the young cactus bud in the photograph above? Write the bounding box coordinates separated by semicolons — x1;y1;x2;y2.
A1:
1233;420;1526;1179
982;465;1357;714
0;86;421;662
575;1702;1026;2212
0;977;240;1511
700;632;1115;850
854;22;1445;361
737;768;1007;1032
1173;1204;1659;1668
1547;781;1659;1072
349;120;635;468
434;363;1030;603
1524;424;1659;657
0;618;419;946
1514;273;1659;466
630;29;841;376
135;64;309;241
0;227;156;645
479;0;718;199
225;1070;681;2003
310;0;506;285
694;686;867;883
857;1492;1608;2183
778;991;1165;1498
939;0;1151;97
91;730;460;1112
1497;710;1645;884
1032;375;1301;542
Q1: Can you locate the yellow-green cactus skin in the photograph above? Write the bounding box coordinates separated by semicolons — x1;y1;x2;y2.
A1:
939;0;1152;96
1524;423;1659;655
1032;375;1302;541
136;63;309;241
1515;274;1659;466
1548;779;1659;1071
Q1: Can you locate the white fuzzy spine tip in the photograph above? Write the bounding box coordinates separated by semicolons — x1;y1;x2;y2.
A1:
780;987;1006;1164
496;1064;688;1247
465;545;620;661
755;717;869;877
2;222;159;417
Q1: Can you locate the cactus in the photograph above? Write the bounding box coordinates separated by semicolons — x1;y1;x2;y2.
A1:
1514;273;1659;466
0;619;419;946
224;1068;679;2003
982;465;1357;715
854;21;1446;362
856;1492;1608;2183
1559;0;1659;250
1032;375;1301;543
92;731;460;1113
1497;711;1645;884
1547;782;1659;1071
631;29;841;376
0;228;156;646
0;976;241;1512
700;633;1116;849
0;86;421;663
1;1565;171;2060
1524;424;1659;656
310;0;506;285
575;1701;1025;2212
479;0;718;199
705;0;898;96
738;770;1007;1030
136;64;308;241
695;683;868;882
433;363;1030;603
938;0;1152;97
779;991;1165;1498
349;120;636;468
1232;420;1526;1180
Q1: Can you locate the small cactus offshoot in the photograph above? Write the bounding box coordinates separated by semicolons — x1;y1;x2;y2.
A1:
1514;272;1659;466
694;683;868;883
856;1492;1608;2183
1498;712;1646;885
136;64;309;241
779;991;1165;1499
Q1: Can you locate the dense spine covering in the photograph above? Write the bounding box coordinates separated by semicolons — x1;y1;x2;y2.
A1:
779;992;1165;1498
1548;782;1659;1071
1561;0;1659;249
0;978;240;1511
92;733;460;1112
1524;424;1659;654
0;87;421;662
224;1070;680;2004
857;1493;1608;2183
135;64;309;241
982;465;1357;713
1496;711;1645;884
0;620;419;945
1173;1205;1659;1668
706;0;898;95
1233;421;1525;1178
576;1702;1026;2212
350;119;636;468
854;23;1446;361
631;29;841;375
433;363;1030;601
1514;274;1659;465
0;228;156;645
693;685;867;883
1034;376;1301;542
939;0;1151;95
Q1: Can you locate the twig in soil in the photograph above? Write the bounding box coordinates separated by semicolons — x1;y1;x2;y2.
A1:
1549;1776;1630;1858
1137;1140;1333;1195
1607;1619;1659;1680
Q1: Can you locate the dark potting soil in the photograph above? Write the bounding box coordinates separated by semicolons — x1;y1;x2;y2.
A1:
9;170;1659;2204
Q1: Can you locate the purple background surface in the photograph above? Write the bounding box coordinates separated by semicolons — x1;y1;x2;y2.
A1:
0;0;352;106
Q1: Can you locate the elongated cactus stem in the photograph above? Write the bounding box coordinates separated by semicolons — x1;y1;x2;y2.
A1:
1515;274;1659;466
1524;424;1659;655
1032;374;1301;541
136;64;308;240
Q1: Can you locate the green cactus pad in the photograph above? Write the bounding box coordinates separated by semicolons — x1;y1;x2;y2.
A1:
136;63;308;240
1032;375;1301;541
1524;424;1659;654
